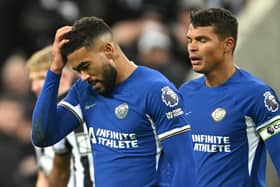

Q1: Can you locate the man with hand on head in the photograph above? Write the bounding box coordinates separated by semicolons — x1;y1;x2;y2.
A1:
31;16;195;187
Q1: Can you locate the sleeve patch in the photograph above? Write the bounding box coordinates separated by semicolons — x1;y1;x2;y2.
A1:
161;86;179;107
258;119;280;141
264;91;279;112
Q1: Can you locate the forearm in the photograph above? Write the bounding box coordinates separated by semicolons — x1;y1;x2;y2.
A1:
32;69;61;146
49;153;71;187
161;131;195;187
36;170;48;187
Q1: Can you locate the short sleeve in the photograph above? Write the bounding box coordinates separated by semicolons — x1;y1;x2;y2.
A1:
146;81;191;141
252;86;280;141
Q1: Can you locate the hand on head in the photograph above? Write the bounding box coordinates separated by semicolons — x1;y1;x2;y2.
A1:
50;26;72;74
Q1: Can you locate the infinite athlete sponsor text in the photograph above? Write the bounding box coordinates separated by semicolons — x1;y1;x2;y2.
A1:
89;127;139;149
192;134;231;152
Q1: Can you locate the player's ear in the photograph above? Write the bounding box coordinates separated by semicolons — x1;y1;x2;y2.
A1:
103;42;114;60
223;37;234;53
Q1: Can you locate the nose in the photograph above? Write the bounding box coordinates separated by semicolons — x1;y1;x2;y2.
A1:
80;71;90;81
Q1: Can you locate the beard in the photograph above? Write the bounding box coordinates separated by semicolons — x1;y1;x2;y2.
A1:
98;63;117;96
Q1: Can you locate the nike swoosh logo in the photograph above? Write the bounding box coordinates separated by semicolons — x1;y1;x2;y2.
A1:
85;103;96;110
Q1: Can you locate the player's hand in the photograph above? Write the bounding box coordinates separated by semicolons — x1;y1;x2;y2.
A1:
50;26;72;74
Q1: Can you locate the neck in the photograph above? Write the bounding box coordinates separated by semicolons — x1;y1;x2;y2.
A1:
115;51;137;84
205;59;236;87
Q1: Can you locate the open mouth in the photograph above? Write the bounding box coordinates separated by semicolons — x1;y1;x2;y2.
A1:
190;56;202;65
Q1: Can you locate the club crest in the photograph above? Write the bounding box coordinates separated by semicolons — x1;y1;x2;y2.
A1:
115;103;129;119
211;108;226;122
264;91;279;112
161;86;179;107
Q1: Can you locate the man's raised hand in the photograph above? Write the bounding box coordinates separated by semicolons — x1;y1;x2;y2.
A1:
50;26;72;74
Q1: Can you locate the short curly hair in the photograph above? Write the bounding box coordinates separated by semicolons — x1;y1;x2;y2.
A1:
61;16;113;63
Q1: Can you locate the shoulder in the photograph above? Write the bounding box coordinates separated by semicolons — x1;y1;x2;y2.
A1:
235;68;271;92
179;76;204;92
138;66;169;81
136;66;176;89
134;67;180;103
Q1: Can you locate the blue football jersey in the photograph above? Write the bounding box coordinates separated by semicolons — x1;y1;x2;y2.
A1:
58;66;190;187
180;68;280;187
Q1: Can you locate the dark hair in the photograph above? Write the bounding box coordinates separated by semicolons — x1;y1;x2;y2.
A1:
61;16;113;62
190;8;238;51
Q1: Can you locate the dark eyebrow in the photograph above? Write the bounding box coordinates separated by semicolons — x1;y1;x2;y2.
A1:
187;35;209;42
72;61;90;72
187;34;208;39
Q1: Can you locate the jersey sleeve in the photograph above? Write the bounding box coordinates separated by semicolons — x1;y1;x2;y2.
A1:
146;80;191;141
252;86;280;177
159;132;195;187
58;79;84;124
32;70;81;146
147;80;195;186
252;86;280;141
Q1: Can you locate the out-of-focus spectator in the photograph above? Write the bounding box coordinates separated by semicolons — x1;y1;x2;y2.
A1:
1;52;36;117
104;0;179;26
0;95;37;187
1;53;30;97
169;6;194;70
112;5;191;87
112;5;164;60
136;22;189;88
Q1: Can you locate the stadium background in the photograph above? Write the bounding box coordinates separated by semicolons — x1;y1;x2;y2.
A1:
0;0;279;186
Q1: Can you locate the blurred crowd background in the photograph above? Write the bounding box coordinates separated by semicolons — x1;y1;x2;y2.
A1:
0;0;279;186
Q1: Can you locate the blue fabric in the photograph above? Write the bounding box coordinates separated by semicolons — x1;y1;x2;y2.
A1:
32;66;195;187
32;70;79;146
179;68;280;187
